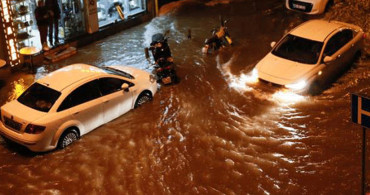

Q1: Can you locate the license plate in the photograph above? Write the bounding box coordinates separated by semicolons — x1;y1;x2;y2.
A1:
293;4;306;10
4;117;22;131
162;77;172;84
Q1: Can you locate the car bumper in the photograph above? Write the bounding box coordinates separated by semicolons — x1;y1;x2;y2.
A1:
286;0;325;15
0;121;55;152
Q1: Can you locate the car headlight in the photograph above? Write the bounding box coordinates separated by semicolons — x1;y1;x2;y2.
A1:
245;68;259;84
252;68;258;78
285;80;307;91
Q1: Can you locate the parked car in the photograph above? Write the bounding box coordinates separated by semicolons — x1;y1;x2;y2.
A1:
253;20;364;94
0;64;157;152
285;0;331;15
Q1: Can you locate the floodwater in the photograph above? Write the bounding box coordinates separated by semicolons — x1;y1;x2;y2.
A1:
1;0;370;194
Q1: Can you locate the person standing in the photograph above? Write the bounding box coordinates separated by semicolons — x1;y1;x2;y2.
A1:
35;0;50;50
45;0;61;46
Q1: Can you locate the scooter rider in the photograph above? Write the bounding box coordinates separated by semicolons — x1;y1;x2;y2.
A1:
149;33;173;67
203;19;231;53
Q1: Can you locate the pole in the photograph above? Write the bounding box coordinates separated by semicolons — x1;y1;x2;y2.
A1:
362;127;366;195
154;0;159;16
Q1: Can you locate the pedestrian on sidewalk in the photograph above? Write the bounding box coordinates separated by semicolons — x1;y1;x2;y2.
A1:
45;0;61;46
35;0;50;51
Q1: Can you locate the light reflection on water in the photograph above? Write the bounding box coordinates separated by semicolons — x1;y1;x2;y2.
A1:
7;79;26;102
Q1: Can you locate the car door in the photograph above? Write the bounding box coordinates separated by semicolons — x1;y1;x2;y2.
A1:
98;77;134;124
57;80;103;135
321;29;354;79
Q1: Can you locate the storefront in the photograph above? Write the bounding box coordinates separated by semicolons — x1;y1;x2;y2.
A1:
97;0;146;27
0;0;150;67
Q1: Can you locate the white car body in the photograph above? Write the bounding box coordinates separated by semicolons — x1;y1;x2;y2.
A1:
255;20;364;93
0;64;157;152
285;0;330;15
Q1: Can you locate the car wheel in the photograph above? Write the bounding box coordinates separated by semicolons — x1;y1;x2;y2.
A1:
134;92;152;108
308;80;322;95
58;129;79;149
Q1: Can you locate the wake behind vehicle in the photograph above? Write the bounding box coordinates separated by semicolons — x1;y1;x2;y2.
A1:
146;33;178;85
0;64;157;152
253;20;364;94
202;19;232;54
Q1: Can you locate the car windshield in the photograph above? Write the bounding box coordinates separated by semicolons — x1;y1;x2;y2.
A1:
101;66;135;79
18;82;61;112
272;34;323;64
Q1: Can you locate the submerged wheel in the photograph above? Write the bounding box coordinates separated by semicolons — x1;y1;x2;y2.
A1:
58;129;79;149
308;80;321;96
135;92;152;108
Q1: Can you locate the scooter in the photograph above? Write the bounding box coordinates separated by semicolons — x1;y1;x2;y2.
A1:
153;57;177;85
202;18;232;54
145;32;178;85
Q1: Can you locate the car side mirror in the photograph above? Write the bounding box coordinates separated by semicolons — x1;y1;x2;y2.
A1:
323;56;333;63
121;83;130;92
270;41;276;48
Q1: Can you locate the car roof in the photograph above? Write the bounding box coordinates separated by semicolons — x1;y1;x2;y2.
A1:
37;64;107;91
290;20;347;42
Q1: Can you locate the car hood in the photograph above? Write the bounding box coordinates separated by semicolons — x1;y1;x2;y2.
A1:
1;100;48;127
256;53;317;85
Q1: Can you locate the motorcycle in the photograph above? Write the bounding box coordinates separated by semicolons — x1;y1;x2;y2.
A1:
145;33;178;85
153;57;177;85
202;18;232;54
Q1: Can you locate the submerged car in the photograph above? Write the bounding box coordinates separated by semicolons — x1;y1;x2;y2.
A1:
0;64;157;152
285;0;331;15
254;20;364;93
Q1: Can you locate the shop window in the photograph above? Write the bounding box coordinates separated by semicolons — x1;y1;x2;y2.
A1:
60;0;86;40
98;0;146;27
11;0;42;49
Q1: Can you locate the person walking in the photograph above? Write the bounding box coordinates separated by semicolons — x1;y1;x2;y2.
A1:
45;0;61;46
35;0;50;50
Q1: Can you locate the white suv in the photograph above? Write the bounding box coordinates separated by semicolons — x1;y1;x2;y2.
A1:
285;0;331;15
0;64;157;152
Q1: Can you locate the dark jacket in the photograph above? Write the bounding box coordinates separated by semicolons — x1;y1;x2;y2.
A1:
45;0;61;19
35;6;50;26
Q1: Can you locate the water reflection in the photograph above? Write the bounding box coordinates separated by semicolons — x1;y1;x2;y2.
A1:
7;79;26;102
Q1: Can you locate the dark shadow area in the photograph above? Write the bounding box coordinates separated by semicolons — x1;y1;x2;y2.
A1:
0;80;5;90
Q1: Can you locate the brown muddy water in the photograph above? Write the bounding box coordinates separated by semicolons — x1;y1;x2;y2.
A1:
0;0;369;194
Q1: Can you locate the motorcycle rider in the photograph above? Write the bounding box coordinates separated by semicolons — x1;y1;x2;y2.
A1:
148;32;178;84
149;33;173;67
202;19;231;53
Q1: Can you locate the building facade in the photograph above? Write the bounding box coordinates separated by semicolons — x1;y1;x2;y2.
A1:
0;0;156;67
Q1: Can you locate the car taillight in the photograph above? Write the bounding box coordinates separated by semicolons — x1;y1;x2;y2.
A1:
25;124;46;134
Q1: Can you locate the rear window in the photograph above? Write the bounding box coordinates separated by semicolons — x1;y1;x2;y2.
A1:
18;82;61;112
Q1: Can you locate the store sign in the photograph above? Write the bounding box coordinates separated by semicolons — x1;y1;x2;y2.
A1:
84;0;99;33
0;0;20;66
352;94;370;128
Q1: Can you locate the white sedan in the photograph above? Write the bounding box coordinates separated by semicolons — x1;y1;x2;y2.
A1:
254;20;364;93
285;0;331;15
0;64;157;152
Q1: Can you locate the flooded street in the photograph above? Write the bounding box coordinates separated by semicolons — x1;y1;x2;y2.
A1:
1;0;370;194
